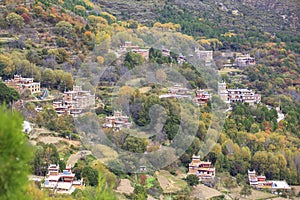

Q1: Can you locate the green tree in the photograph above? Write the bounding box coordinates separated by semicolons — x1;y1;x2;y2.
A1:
74;169;118;200
250;123;260;133
252;151;268;175
56;36;68;47
6;12;25;30
0;54;14;77
53;70;73;91
127;19;138;29
42;68;55;88
41;106;58;131
118;85;135;109
124;52;144;69
32;144;59;176
82;166;99;186
186;174;199;186
230;146;251;175
55;21;73;38
106;160;125;176
32;146;46;176
0;17;7;29
0;82;20;105
132;184;148;200
0;105;33;200
164;117;180;140
48;48;69;64
122;136;147;153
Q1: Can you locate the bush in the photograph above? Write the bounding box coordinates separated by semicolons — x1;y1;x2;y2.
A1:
186;174;199;186
82;166;98;186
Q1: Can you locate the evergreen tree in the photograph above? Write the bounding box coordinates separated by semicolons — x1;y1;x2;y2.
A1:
0;82;20;105
0;105;33;200
186;174;199;186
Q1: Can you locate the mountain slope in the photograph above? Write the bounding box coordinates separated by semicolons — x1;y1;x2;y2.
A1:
95;0;299;47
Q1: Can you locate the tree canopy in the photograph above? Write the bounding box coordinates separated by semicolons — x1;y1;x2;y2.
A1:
0;82;20;105
0;105;33;200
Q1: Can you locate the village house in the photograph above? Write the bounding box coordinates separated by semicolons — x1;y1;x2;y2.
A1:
120;41;139;51
193;89;211;106
195;49;213;64
120;42;213;64
120;41;149;60
248;170;291;191
219;51;235;68
232;9;239;16
102;110;132;130
23;121;33;134
227;88;261;104
218;81;229;102
218;81;261;105
266;105;285;122
132;48;149;60
235;54;255;68
219;52;254;68
159;84;192;99
42;164;83;194
188;155;216;181
162;48;170;57
177;54;187;64
221;51;234;58
53;85;95;116
4;75;40;94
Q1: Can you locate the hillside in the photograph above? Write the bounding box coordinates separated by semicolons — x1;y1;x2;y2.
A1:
97;0;300;52
0;0;299;199
97;0;299;32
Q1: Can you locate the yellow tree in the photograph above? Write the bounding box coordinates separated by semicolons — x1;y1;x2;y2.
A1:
117;85;135;108
0;53;14;76
97;56;104;64
101;12;116;22
95;31;111;44
88;15;108;27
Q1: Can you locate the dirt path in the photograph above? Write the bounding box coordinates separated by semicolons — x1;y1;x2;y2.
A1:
38;136;60;144
156;173;170;191
38;136;80;147
191;184;223;199
155;170;187;194
230;186;275;199
116;179;134;195
67;150;92;167
29;127;54;140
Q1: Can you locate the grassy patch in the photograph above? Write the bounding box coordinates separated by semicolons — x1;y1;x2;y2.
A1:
0;37;17;44
219;67;243;75
92;144;119;164
155;170;188;194
146;177;156;188
229;186;276;200
139;86;151;93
